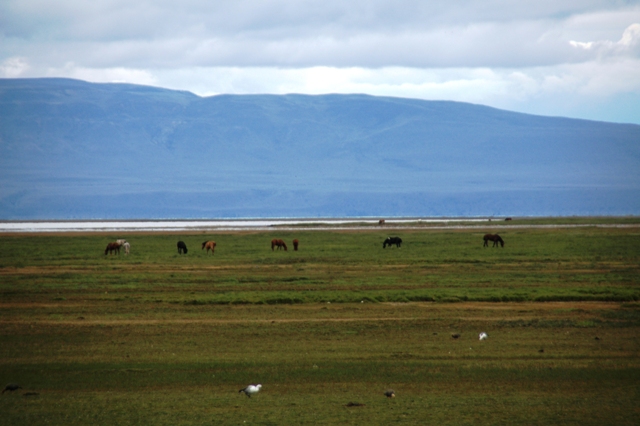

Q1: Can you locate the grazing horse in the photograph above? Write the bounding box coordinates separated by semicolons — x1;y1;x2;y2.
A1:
292;239;299;251
177;241;188;254
122;242;130;255
383;237;402;248
483;234;504;247
116;239;127;246
271;239;287;251
202;240;216;255
104;242;121;255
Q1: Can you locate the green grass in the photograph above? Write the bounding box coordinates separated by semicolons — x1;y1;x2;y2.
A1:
1;222;639;424
1;227;638;304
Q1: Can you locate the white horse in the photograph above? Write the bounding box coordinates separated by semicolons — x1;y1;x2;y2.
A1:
116;239;127;246
122;242;130;255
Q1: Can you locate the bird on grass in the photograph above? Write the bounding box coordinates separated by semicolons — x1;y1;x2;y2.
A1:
478;332;488;340
239;384;262;398
2;384;22;394
384;389;396;398
451;333;461;339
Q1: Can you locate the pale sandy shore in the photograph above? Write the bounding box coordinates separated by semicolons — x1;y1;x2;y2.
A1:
0;218;488;233
0;218;637;233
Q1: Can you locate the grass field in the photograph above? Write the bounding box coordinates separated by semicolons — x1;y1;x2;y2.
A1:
1;222;639;425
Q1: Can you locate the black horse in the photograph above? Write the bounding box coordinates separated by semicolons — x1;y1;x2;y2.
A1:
177;241;188;254
483;234;504;247
383;237;402;248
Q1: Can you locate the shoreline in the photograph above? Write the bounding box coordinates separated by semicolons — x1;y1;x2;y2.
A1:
0;217;491;233
1;217;639;233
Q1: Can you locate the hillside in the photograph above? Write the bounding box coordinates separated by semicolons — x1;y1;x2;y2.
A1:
1;78;639;219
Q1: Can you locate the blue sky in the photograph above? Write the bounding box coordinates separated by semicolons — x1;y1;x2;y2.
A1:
1;0;639;124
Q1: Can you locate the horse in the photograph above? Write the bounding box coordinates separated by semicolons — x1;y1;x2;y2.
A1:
292;239;299;251
177;241;188;254
104;242;121;255
202;240;216;255
378;219;386;226
383;237;402;248
116;239;127;246
122;242;130;255
483;234;504;247
271;239;287;251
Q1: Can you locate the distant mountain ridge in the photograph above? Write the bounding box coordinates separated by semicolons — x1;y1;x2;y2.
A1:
1;77;639;219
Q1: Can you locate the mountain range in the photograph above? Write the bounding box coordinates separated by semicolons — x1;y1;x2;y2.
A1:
1;78;639;219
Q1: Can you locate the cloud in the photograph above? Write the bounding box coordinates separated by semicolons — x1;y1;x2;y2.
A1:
570;23;640;58
3;1;640;69
0;57;29;77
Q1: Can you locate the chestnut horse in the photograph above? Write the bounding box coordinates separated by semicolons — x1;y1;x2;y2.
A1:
292;239;299;251
104;242;121;255
483;234;504;247
202;240;216;255
271;239;287;251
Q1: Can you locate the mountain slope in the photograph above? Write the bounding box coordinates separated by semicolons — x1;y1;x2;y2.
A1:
1;78;639;218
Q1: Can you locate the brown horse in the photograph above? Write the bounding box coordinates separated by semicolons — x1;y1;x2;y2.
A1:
104;242;121;255
292;239;299;251
271;239;288;251
378;219;386;226
202;240;216;255
483;234;504;247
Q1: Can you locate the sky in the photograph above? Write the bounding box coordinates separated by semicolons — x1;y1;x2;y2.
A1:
1;0;640;124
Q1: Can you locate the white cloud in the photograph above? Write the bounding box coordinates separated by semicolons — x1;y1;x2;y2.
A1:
3;1;640;68
0;57;30;77
570;23;640;57
60;66;158;86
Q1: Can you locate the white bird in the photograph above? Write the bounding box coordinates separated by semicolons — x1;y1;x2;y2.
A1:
239;384;262;397
479;332;488;340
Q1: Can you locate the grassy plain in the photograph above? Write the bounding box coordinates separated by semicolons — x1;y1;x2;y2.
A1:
0;221;639;425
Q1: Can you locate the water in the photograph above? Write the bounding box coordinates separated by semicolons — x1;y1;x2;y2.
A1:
0;218;492;233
